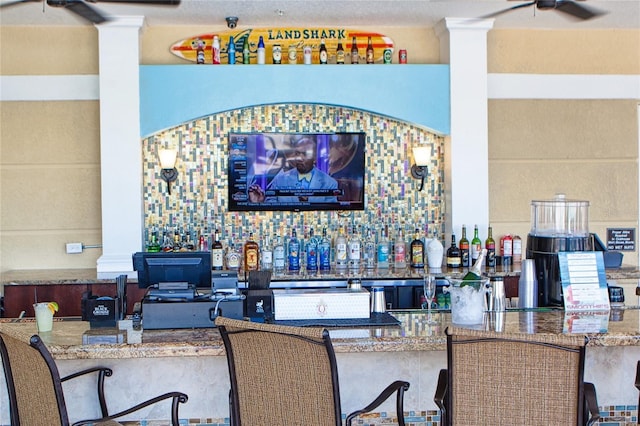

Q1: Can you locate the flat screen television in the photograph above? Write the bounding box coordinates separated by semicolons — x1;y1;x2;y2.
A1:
227;132;366;212
132;251;212;289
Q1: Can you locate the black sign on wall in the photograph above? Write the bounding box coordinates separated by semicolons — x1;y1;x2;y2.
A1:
606;228;636;251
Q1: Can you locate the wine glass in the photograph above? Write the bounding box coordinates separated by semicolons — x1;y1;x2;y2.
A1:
423;274;437;324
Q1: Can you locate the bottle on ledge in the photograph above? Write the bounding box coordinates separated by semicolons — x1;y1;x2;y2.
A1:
211;229;224;270
335;37;345;64
347;225;361;271
335;225;348;269
273;234;285;275
394;227;406;270
409;228;425;269
261;234;273;271
446;235;461;269
306;228;318;273
471;224;482;266
243;232;260;272
242;36;250;64
318;227;332;272
461;248;487;289
287;228;300;272
459;225;470;268
363;226;376;270
319;38;328;64
485;226;496;267
228;36;236;65
350;36;359;64
366;36;374;64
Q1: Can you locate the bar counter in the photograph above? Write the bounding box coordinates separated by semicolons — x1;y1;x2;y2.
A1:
1;308;639;425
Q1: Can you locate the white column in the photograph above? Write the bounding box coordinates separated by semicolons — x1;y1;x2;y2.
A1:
96;17;144;279
435;18;494;242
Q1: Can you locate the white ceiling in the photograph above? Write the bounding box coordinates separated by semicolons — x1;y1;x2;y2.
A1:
0;0;639;29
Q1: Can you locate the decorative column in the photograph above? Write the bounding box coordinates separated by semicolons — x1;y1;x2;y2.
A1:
95;17;144;278
435;18;494;242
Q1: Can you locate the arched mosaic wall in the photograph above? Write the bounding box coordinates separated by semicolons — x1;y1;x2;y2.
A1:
141;103;445;248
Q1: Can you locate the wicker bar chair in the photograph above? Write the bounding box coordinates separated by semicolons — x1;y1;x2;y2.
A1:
434;326;600;426
635;361;640;409
0;332;188;426
215;316;410;426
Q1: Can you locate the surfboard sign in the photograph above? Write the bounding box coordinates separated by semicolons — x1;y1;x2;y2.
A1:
170;28;394;64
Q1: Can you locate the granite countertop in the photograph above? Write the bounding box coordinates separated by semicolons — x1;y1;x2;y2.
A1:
1;309;638;361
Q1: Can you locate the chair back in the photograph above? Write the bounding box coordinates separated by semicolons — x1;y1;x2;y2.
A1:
215;316;342;426
446;326;588;426
0;332;69;426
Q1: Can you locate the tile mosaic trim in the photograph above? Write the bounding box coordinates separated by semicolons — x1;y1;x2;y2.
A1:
141;103;446;246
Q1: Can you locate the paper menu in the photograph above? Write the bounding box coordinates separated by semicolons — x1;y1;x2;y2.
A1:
558;251;610;312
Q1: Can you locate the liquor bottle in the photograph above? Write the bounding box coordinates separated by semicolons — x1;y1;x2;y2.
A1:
211;229;224;270
350;36;359;64
243;232;260;271
485;226;496;267
318;227;331;271
161;226;173;252
513;235;522;263
319;38;328;64
335;38;345;64
446;235;461;268
287;228;300;272
225;240;241;270
172;226;182;251
212;35;221;64
363;227;376;269
196;43;205;64
228;36;236;64
347;225;361;270
366;36;374;64
335;225;348;269
273;234;285;274
272;44;282;64
261;234;273;270
410;229;425;269
471;225;482;266
394;227;407;270
377;225;390;269
242;36;250;64
459;225;470;267
462;248;487;289
257;36;265;65
306;228;318;272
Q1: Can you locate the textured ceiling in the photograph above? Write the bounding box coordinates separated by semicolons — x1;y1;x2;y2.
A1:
0;0;638;29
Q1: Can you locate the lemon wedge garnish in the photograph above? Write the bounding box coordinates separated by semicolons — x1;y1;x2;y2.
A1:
47;302;59;315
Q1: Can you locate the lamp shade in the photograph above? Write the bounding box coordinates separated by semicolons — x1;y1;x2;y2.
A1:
159;148;178;169
412;146;430;166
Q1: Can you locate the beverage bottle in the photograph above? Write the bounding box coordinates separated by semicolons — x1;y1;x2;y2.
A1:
261;234;273;270
394;227;407;270
319;38;328;64
242;36;250;64
287;228;300;272
335;225;348;269
212;35;221;64
196;43;205;64
485;226;496;267
318;227;332;271
228;36;236;64
446;235;461;268
225;240;242;271
243;232;260;271
272;44;282;64
306;228;318;272
335;38;345;64
462;248;487;288
501;234;513;261
347;225;362;270
211;229;224;270
459;225;470;267
350;36;359;64
273;234;285;275
147;225;161;252
513;235;522;263
409;228;425;269
366;36;374;64
363;227;376;269
471;225;482;266
377;225;390;268
256;36;265;64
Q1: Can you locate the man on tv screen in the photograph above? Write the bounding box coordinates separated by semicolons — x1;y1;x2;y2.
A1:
248;135;339;203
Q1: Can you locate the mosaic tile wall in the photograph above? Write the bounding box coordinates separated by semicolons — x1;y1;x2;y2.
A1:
141;104;445;247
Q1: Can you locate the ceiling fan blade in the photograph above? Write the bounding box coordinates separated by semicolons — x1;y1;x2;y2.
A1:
94;0;180;4
479;1;536;18
555;0;605;20
63;0;109;23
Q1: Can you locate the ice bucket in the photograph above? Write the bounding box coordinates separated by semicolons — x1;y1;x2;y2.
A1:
444;278;490;325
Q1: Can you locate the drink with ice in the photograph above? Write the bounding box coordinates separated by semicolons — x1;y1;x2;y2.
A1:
445;278;489;325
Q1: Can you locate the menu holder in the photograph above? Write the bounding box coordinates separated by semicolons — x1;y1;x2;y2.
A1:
563;310;609;334
558;251;610;312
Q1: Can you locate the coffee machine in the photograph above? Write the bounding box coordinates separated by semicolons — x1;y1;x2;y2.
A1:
526;194;593;307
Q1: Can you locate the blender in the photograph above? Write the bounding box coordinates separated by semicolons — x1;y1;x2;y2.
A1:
526;194;592;307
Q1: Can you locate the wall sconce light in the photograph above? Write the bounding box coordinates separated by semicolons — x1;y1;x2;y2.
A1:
158;148;178;195
411;146;430;191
